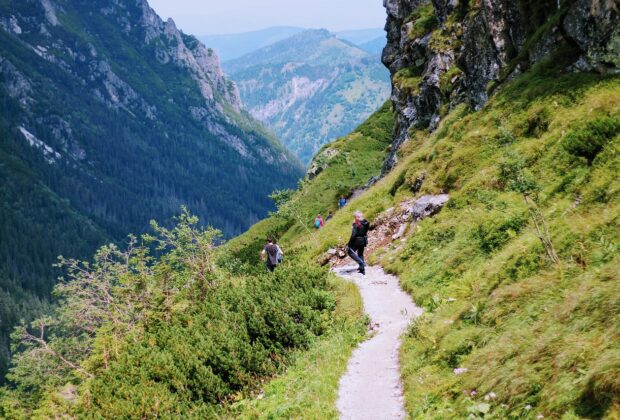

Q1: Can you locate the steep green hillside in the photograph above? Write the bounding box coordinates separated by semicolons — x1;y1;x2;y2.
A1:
1;53;617;420
225;29;391;163
225;101;394;266
1;1;618;418
232;62;620;417
0;0;302;382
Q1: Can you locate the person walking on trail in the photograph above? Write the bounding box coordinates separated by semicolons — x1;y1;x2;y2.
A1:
261;237;282;272
314;214;325;229
348;211;370;275
339;196;347;209
326;211;333;222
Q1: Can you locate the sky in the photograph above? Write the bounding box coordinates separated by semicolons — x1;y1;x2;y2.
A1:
148;0;386;36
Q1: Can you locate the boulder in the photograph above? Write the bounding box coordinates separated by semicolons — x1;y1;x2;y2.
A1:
407;194;450;221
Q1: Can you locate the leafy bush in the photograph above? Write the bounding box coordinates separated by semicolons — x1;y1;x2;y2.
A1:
524;105;551;137
0;212;335;417
563;116;620;165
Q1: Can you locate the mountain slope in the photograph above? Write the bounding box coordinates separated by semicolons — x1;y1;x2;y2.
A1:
1;0;618;418
224;1;620;418
225;29;391;164
199;26;305;61
0;0;302;381
228;65;620;419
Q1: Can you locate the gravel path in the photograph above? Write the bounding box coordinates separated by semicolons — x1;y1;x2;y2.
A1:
334;265;422;420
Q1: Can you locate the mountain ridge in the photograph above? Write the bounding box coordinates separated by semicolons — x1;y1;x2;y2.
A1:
198;26;386;62
226;29;391;163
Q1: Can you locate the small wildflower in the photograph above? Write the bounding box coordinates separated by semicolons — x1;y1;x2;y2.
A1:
470;390;478;397
454;367;468;375
484;392;497;401
525;404;532;411
447;297;457;302
536;415;544;419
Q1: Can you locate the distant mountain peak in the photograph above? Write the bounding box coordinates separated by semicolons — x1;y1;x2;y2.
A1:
224;28;369;75
226;27;390;163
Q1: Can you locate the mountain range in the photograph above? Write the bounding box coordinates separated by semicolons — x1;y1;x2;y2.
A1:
0;0;302;380
225;29;391;163
199;26;385;61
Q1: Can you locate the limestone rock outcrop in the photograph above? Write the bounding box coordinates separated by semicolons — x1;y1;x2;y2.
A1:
382;0;620;170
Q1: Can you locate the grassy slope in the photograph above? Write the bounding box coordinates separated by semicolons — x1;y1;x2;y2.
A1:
228;61;619;418
385;69;620;419
225;101;394;266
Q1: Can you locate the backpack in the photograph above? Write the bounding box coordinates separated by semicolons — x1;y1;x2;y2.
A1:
315;218;321;228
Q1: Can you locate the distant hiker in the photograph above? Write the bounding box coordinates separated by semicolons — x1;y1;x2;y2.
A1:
326;212;334;222
314;214;325;229
261;237;281;272
339;196;347;209
348;211;370;275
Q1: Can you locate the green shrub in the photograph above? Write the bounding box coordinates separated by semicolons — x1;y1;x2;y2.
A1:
524;105;551;137
563;116;620;165
474;212;529;253
2;214;336;418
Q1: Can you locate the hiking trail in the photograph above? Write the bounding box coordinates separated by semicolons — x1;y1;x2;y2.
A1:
333;264;422;420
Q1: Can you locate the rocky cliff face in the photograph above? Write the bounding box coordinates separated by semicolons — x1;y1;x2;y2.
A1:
382;0;620;170
0;0;241;116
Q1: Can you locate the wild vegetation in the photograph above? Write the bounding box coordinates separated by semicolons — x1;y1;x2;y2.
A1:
0;101;395;418
0;211;353;418
1;1;618;418
1;38;617;420
223;60;620;418
0;0;302;380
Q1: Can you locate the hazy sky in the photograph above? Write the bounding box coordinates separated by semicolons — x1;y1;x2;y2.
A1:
148;0;387;35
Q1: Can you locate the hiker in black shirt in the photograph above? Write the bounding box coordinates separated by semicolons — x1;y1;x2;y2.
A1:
348;211;370;275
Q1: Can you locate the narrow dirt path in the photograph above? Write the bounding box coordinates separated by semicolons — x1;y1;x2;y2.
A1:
334;265;422;420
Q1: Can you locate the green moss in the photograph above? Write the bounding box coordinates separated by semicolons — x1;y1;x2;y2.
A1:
394;68;422;95
407;3;438;41
439;66;464;96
